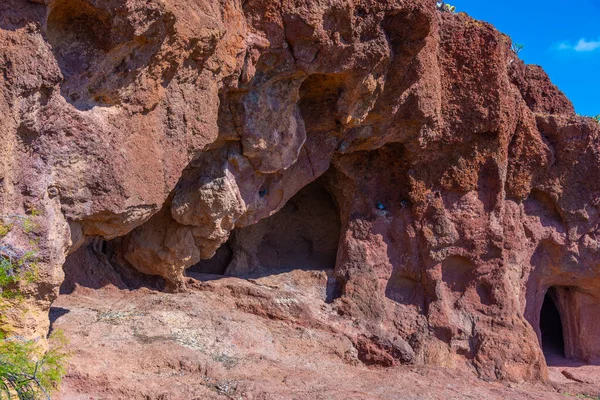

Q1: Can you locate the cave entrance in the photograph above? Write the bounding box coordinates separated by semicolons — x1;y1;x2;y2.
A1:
236;180;341;276
535;286;600;365
188;180;342;300
540;287;565;359
60;237;166;294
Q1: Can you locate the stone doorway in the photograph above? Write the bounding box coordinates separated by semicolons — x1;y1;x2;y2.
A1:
540;287;565;359
536;286;600;366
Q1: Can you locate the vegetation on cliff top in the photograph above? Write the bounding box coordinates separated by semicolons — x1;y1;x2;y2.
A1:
436;1;457;13
577;114;600;124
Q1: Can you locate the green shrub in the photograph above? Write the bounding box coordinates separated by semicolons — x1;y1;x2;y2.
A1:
0;248;39;300
0;215;37;236
436;1;456;13
0;331;68;399
27;209;41;218
0;212;67;398
21;219;37;235
0;224;10;239
578;114;600;124
511;43;524;55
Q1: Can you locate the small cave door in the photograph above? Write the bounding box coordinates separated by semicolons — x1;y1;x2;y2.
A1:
540;287;565;360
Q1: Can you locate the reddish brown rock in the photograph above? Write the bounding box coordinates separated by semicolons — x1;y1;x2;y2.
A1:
2;0;600;396
51;282;600;399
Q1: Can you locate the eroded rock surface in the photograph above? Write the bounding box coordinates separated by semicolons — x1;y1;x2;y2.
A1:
2;0;600;391
52;283;600;400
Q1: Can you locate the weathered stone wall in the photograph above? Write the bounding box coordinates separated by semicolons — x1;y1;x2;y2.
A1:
1;0;600;382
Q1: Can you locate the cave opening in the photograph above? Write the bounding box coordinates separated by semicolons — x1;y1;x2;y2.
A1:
60;236;166;295
540;287;565;359
187;179;343;302
59;179;343;303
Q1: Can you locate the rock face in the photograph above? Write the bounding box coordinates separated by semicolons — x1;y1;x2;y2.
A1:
2;0;600;387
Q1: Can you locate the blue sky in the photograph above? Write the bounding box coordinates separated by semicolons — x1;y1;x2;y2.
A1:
455;0;600;116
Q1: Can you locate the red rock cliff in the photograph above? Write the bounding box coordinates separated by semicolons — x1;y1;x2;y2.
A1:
1;0;600;384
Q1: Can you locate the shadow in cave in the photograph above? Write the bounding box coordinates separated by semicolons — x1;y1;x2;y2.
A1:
540;288;566;365
538;287;600;368
60;237;166;295
187;180;343;303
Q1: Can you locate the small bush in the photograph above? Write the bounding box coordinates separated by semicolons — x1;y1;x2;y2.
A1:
0;215;38;236
0;331;68;399
0;224;10;239
578;114;600;124
0;247;39;299
511;43;524;55
0;212;67;398
27;209;42;218
436;1;456;13
21;218;37;235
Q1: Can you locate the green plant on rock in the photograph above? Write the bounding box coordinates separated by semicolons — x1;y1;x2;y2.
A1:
0;331;68;399
0;246;39;300
0;214;38;236
436;1;456;13
21;218;37;235
0;224;11;239
27;209;42;218
0;214;42;299
0;214;41;299
577;114;600;124
0;211;67;398
0;246;66;398
511;43;524;55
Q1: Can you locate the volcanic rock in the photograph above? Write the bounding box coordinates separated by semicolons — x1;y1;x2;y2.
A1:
1;1;600;396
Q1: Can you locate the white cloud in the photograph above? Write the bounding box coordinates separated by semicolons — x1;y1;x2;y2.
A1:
558;42;571;50
574;38;600;52
558;38;600;52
